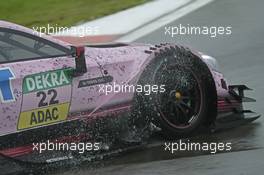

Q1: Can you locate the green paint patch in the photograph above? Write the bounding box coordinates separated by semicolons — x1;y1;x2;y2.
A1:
23;69;73;94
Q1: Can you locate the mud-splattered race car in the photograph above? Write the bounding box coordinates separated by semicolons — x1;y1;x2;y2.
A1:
0;21;260;167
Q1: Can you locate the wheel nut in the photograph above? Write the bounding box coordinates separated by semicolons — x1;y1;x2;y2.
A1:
175;92;181;100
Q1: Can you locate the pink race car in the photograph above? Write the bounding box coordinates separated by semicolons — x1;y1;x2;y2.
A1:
0;21;260;166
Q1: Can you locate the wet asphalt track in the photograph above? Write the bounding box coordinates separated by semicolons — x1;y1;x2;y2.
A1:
49;0;264;174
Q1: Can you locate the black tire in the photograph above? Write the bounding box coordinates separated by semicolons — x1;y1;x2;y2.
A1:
138;44;217;136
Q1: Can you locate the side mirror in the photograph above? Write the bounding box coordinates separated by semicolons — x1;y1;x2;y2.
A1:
70;46;87;76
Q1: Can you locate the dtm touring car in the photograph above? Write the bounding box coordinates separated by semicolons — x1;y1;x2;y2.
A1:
0;20;260;167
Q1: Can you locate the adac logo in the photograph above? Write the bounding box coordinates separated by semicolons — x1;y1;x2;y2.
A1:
0;67;15;103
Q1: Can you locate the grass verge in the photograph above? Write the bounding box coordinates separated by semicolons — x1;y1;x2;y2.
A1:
0;0;149;28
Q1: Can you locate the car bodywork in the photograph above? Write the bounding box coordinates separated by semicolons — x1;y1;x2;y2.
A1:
0;21;260;166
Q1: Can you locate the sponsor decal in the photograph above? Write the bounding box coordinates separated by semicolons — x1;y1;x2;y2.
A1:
78;75;113;88
0;67;15;103
23;69;72;94
18;69;73;130
18;103;70;130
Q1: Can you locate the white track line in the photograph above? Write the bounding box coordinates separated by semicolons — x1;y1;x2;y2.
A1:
116;0;214;42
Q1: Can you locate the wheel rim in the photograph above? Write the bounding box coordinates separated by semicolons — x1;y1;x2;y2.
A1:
154;63;202;129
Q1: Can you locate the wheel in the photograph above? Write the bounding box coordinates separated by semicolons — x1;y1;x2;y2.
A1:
154;63;206;135
139;45;216;136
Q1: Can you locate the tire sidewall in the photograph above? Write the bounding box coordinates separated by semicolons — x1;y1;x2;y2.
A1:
139;46;211;136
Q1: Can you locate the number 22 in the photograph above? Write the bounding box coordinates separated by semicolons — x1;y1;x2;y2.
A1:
37;89;59;107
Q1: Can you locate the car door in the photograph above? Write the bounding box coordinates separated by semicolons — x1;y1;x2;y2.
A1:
0;28;75;136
